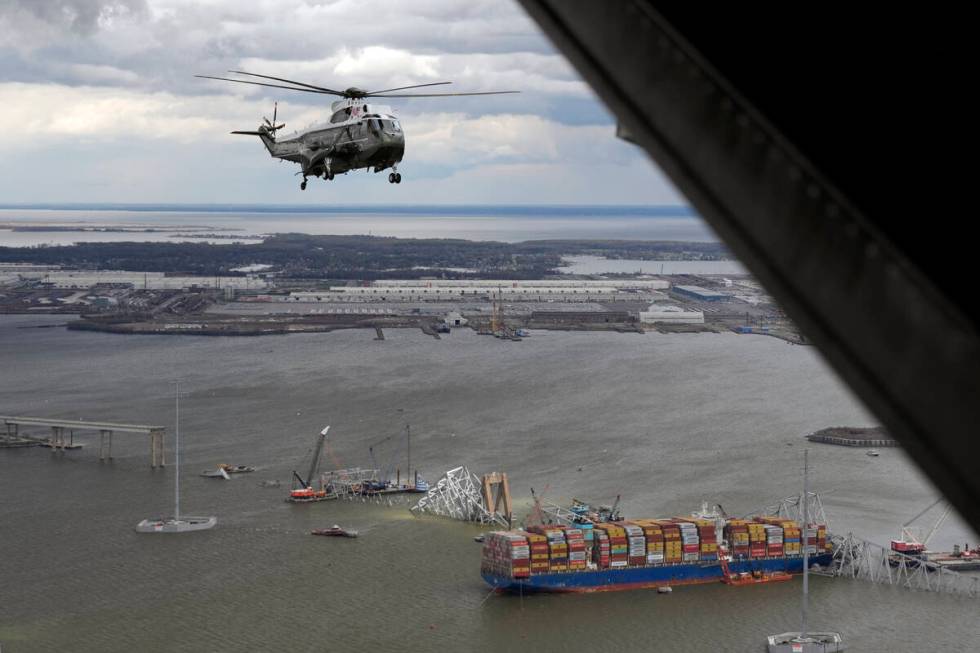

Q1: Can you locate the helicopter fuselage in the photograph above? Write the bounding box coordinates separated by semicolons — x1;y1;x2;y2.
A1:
257;100;405;183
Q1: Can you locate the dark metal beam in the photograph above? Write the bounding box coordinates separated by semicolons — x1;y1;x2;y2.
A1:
518;1;980;529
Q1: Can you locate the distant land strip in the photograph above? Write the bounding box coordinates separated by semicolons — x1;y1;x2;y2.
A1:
0;234;730;280
0;203;697;216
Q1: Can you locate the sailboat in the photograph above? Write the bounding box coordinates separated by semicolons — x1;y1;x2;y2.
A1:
136;381;217;533
767;449;844;652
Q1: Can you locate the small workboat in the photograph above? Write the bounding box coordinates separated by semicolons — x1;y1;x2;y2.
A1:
866;449;880;457
311;525;358;538
201;463;256;478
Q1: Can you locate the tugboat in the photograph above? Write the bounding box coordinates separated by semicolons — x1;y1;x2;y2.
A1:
311;524;358;538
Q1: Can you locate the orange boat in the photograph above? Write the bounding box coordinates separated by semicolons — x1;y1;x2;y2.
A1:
720;553;792;585
288;486;330;503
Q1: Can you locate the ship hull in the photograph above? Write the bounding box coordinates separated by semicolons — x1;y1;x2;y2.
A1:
482;553;833;593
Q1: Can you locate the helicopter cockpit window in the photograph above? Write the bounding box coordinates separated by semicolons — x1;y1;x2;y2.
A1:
330;110;349;124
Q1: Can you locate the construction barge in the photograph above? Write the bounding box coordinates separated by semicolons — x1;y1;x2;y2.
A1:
481;514;831;593
805;426;897;448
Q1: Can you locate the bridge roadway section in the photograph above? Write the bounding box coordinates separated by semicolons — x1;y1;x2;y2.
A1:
0;415;166;467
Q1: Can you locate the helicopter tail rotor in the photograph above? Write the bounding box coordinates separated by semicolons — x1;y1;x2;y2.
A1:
262;101;286;139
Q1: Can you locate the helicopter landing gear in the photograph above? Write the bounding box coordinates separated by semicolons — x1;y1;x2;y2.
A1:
325;172;334;181
388;172;402;184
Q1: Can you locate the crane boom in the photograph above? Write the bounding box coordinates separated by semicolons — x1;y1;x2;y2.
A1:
922;503;953;547
902;497;945;528
305;426;329;488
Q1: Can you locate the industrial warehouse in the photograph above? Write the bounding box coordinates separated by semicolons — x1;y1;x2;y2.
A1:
1;266;796;340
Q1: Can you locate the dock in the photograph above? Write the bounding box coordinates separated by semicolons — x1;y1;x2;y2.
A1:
1;415;167;467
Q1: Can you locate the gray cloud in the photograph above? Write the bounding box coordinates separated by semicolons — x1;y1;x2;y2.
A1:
0;0;600;124
1;0;148;37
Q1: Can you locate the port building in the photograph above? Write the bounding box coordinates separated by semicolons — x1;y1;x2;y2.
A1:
16;270;269;290
671;285;730;301
639;304;705;324
288;278;669;303
370;279;668;290
291;286;624;302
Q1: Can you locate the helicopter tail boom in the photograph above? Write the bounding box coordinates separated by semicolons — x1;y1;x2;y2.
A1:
231;128;279;156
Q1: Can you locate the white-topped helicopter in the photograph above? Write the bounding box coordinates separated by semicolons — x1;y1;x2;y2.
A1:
196;70;518;190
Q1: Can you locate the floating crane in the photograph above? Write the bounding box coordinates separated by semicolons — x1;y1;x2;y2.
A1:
490;287;503;334
287;426;331;503
891;498;953;555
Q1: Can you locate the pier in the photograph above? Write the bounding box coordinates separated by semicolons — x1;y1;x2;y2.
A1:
1;415;166;467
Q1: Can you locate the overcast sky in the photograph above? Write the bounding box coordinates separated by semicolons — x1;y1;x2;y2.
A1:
0;0;686;205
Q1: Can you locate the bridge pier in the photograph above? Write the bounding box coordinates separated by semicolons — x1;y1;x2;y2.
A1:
2;415;166;467
99;429;113;461
150;429;165;468
50;426;65;450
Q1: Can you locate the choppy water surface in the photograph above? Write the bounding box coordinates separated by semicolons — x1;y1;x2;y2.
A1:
0;315;976;652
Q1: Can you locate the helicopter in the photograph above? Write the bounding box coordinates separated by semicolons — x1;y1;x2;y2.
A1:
195;70;518;190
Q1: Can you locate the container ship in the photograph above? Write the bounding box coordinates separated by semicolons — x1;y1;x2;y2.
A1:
481;515;831;593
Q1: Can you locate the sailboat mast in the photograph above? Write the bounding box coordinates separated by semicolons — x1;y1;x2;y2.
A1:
406;424;411;483
801;448;809;640
175;380;180;522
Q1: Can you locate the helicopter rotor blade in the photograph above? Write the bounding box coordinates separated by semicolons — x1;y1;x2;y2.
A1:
227;70;346;96
195;75;338;96
364;81;452;95
369;90;521;97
